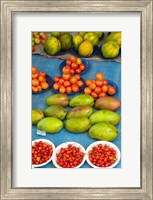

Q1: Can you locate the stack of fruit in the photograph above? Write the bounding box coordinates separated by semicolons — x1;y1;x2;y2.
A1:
84;72;116;98
32;66;49;93
72;32;103;57
53;55;85;94
32;32;48;52
44;32;73;55
100;32;121;59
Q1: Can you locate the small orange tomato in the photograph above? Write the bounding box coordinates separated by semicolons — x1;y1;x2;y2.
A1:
64;80;71;87
62;66;71;74
102;79;108;85
39;72;46;77
76;68;81;74
107;87;116;95
76;58;82;65
79;64;86;71
54;76;60;83
102;85;108;93
32;72;39;79
41;82;49;90
59;78;65;85
53;83;60;90
59;85;66;93
32;79;39;86
70;68;75;74
32;86;39;93
41;33;48;40
77;80;84;88
66;86;72;94
89;83;96;90
95;80;103;87
37;85;42;92
96;72;104;81
63;74;71;81
71;62;78;70
91;91;98;99
38;75;46;82
72;84;79;93
84;87;92;95
70;76;77;84
99;92;106;98
70;55;76;63
66;59;71;66
32;66;37;74
94;87;102;94
75;74;80;81
86;79;92;86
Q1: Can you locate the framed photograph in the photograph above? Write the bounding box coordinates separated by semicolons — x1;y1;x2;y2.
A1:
1;0;152;199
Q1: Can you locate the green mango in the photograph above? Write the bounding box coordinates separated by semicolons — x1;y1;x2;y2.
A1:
69;94;94;107
95;32;103;38
83;32;99;47
46;94;69;107
50;32;61;38
78;32;87;39
89;122;118;141
65;117;91;133
37;117;63;133
101;41;120;58
32;110;44;125
66;106;93;119
44;36;61;55
44;105;67;120
89;110;120;125
59;33;73;50
78;41;93;57
105;32;121;46
72;34;83;51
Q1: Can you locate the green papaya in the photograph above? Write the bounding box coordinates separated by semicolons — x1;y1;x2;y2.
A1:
66;106;93;119
44;105;67;120
69;94;94;107
101;41;120;59
89;110;120;125
105;32;121;46
46;94;69;107
65;117;91;133
32;110;44;125
37;117;63;133
89;122;118;141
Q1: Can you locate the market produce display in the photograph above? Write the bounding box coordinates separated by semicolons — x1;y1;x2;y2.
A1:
32;31;121;168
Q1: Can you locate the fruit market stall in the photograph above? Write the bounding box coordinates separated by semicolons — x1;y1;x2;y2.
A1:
32;32;121;168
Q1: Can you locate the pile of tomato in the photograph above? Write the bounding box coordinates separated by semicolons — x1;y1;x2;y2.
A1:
32;66;49;93
53;55;85;94
32;141;53;165
84;72;116;98
56;144;85;168
88;144;117;167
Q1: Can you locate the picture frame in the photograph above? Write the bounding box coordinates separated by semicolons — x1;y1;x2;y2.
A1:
0;0;152;199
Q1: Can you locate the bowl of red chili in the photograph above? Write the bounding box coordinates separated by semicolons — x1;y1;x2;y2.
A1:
32;139;55;168
86;141;120;168
52;142;86;168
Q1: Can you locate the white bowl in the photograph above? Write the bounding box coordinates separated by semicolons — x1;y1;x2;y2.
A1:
86;141;121;168
32;139;55;168
52;142;86;168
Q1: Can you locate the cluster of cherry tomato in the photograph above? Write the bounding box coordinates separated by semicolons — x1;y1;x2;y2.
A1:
88;144;117;167
84;72;116;98
32;32;48;52
32;66;49;93
56;144;85;168
53;55;85;94
63;55;86;75
32;141;53;165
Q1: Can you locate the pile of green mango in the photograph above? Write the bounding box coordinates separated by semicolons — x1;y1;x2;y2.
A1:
101;32;121;59
44;32;73;55
32;93;121;142
73;32;103;57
